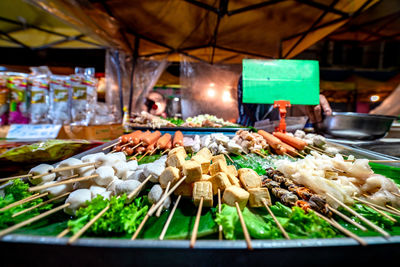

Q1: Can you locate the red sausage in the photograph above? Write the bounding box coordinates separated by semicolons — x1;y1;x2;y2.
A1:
156;133;172;149
142;131;162;146
172;131;183;147
258;130;283;150
273;132;307;150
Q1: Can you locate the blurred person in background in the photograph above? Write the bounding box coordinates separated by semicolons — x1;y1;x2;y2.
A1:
142;91;167;118
370;83;400;116
237;76;332;127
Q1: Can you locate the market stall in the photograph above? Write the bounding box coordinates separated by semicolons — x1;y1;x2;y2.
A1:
1;0;400;266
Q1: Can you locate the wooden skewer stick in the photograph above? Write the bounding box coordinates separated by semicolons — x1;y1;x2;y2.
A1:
386;205;400;214
138;151;150;162
57;227;70;238
218;189;223;240
131;142;143;150
345;159;400;163
156;181;171;217
284;152;295;160
102;141;120;151
326;193;390;238
127;175;152;199
161;149;170;156
253;150;266;158
12;192;71;218
148;176;187;216
366;203;397;223
0;192;47;212
132;152;140;158
240;153;249;160
159;195;181;240
190;197;203;248
313;211;367;246
68;205;110;244
262;199;290;240
224;153;234;163
131;204;155;240
0;203;70;237
293;151;305;159
0;173;33;183
356;196;400;216
235;202;253;250
392;192;400;198
31;163;96;180
150;148;158;156
29;174;98;192
329;206;367;231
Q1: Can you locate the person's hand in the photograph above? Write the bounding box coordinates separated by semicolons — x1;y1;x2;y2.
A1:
305;94;332;123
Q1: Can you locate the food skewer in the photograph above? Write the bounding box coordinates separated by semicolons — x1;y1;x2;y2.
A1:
31;162;95;179
355;196;400;216
385;205;400;214
0;203;70;237
326;193;390;238
223;153;234;163
365;203;397;223
235;202;253;250
328;207;367;231
13;192;71;218
131;204;155;240
261;198;290;240
159;195;181;240
68;204;110;244
127;175;152;199
29;174;98;192
0;173;33;183
0;192;45;212
217;189;223;240
156;181;171;217
102;141;120;151
313;211;367;246
190;197;203;248
148;176;187;216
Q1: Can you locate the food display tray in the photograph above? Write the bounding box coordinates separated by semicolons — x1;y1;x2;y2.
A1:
1;139;400;266
128;126;248;136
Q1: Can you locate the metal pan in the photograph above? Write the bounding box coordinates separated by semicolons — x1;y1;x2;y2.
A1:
316;112;397;140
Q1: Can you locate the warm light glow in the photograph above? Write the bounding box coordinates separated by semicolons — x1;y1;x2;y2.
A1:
370;95;380;102
222;91;231;102
173;97;179;101
209;83;215;87
207;89;216;97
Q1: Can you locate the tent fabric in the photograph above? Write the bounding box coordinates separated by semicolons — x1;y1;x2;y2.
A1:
28;0;377;62
0;0;102;49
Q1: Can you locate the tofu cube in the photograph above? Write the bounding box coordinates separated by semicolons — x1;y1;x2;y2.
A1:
195;147;212;161
222;186;249;210
200;174;212;181
209;160;228;176
182;160;202;183
166;153;186;169
168;146;187;159
191;155;210;174
211;154;226;165
227;173;241;187
227;165;238;177
193;181;213;207
248;188;271;207
159;166;180;188
174;182;193;197
238;168;261;190
210;172;231;195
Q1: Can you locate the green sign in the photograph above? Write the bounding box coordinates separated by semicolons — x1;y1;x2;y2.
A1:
242;59;320;105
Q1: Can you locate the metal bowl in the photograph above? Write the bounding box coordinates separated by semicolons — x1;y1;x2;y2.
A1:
315;112;397;140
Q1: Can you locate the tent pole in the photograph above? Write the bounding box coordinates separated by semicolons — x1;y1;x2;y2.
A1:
128;37;140;116
114;50;124;121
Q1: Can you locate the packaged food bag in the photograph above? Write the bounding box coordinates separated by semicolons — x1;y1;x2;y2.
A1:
49;75;71;124
7;73;29;124
29;75;50;124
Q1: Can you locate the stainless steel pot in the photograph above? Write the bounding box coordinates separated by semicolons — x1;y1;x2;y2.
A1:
316;112;397;140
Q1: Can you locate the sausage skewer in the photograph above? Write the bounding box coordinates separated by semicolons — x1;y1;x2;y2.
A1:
172;131;184;148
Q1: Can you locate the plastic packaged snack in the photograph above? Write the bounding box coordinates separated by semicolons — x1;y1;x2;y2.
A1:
7;73;29;124
29;75;50;124
49;75;71;124
70;68;97;125
0;74;9;125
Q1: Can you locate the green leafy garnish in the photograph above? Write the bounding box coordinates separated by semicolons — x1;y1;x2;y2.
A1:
68;194;148;237
0;180;53;230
